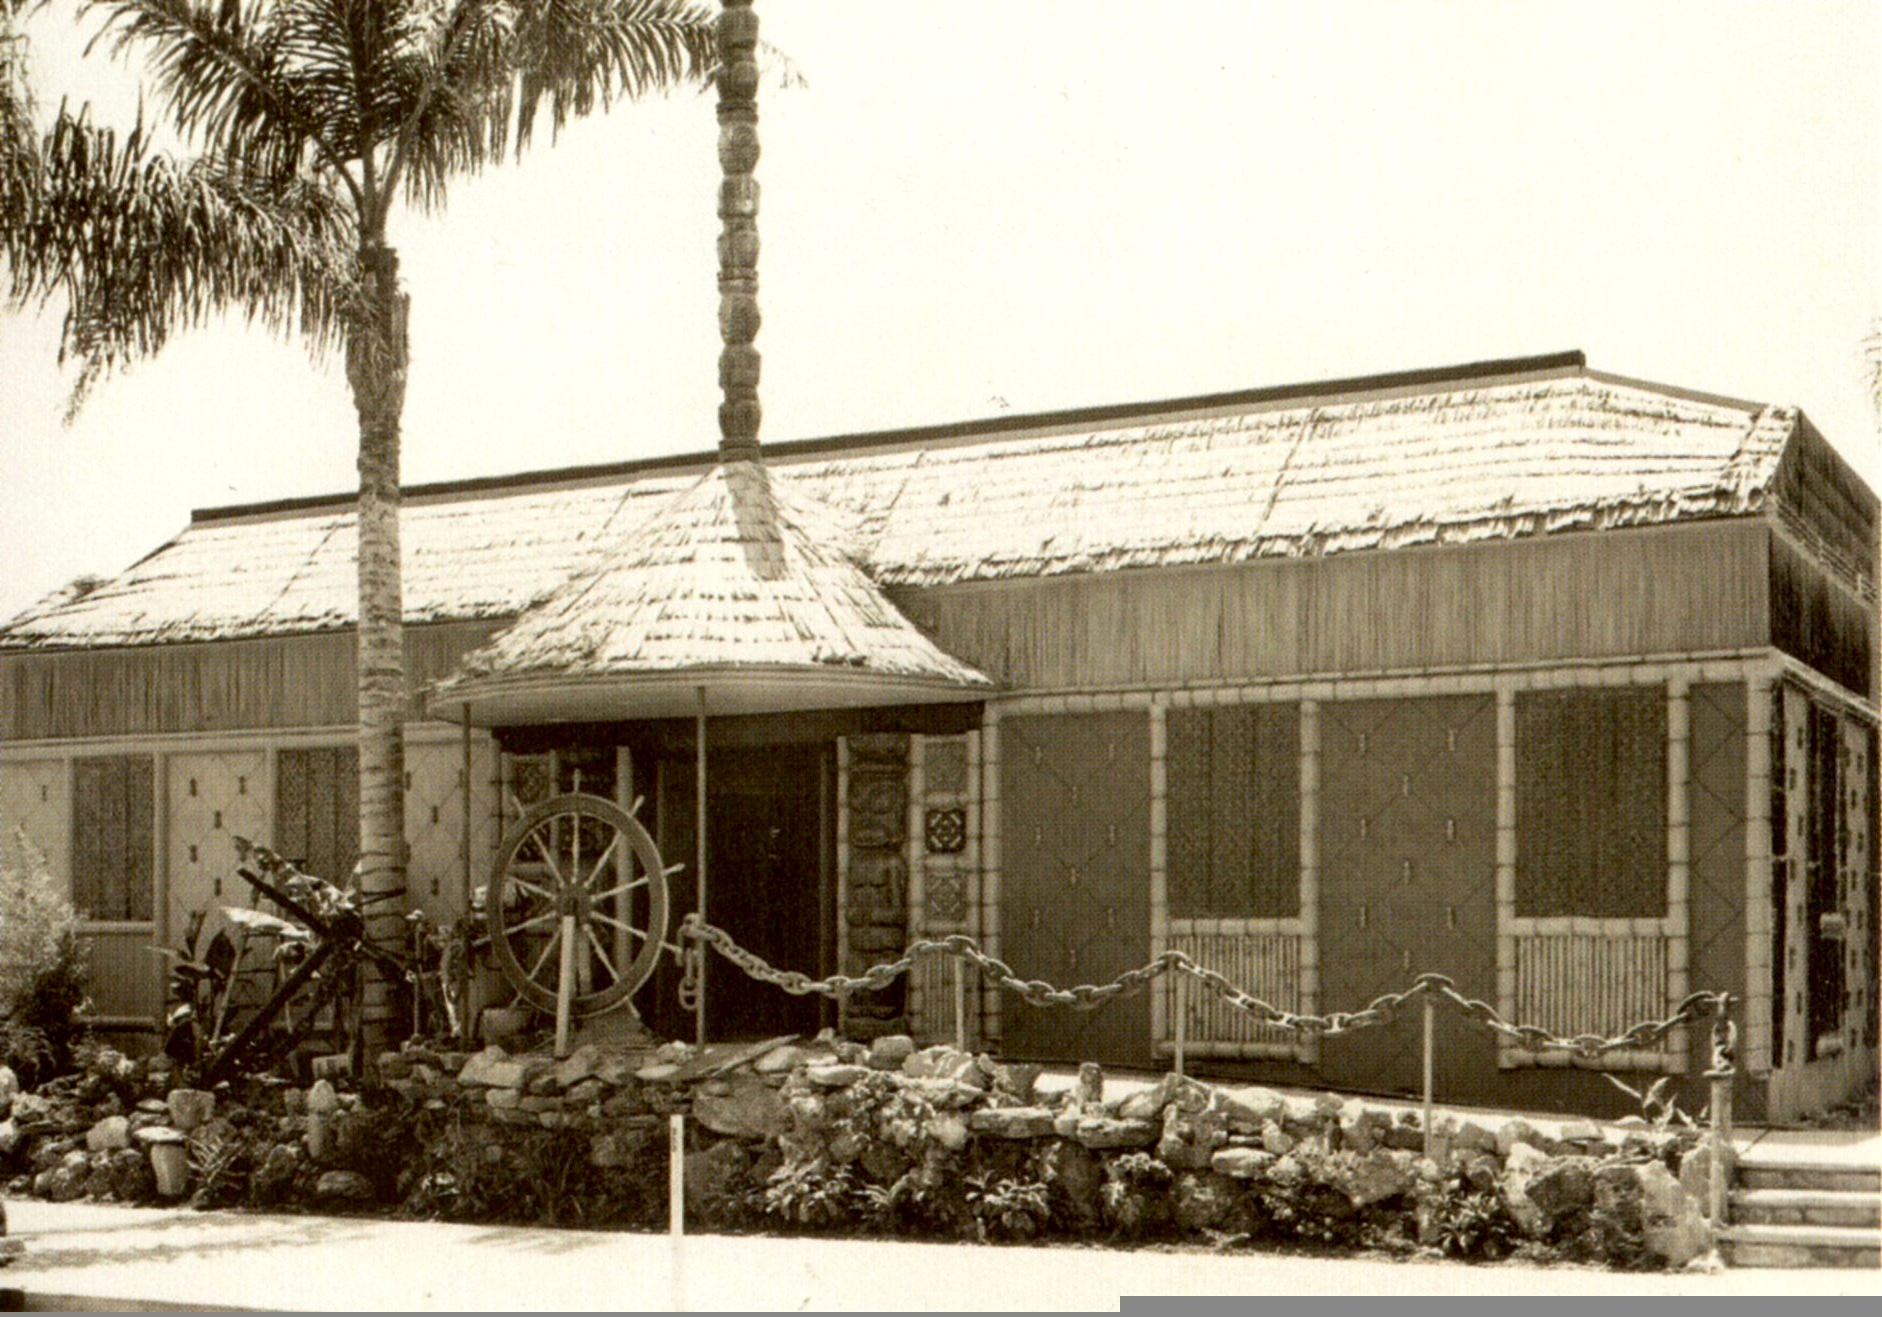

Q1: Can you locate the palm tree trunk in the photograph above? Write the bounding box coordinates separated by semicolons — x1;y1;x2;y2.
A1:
347;240;410;1056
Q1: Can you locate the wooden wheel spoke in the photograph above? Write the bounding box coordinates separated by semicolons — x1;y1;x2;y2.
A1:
527;924;563;980
584;925;620;983
525;829;569;887
579;832;624;889
591;875;649;901
503;910;557;938
589;910;645;940
507;875;557;904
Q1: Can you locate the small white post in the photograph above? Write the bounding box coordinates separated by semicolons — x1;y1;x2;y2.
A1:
1421;993;1436;1161
669;1111;686;1310
1172;973;1187;1077
555;913;576;1057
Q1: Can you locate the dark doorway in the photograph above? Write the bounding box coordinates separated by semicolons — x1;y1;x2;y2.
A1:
644;741;830;1040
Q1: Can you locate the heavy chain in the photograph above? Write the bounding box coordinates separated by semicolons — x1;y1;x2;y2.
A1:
675;916;1735;1062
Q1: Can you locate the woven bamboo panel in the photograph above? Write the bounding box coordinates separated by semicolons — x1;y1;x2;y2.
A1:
1164;928;1301;1056
1512;929;1667;1040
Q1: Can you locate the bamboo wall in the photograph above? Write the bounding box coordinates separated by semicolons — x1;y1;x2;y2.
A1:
0;620;503;741
893;520;1770;692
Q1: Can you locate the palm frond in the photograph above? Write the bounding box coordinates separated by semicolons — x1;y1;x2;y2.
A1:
79;0;363;201
385;0;717;213
2;102;361;419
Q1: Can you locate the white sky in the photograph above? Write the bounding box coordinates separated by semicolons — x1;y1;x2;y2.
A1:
1;0;1878;622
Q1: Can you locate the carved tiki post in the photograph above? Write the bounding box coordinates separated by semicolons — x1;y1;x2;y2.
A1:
717;0;762;460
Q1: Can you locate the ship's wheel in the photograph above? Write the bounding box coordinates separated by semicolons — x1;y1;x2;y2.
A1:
486;793;672;1016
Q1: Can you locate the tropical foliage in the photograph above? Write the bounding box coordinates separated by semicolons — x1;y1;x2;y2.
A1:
2;1;718;1052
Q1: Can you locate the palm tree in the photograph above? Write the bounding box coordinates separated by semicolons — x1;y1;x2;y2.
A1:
6;0;718;1051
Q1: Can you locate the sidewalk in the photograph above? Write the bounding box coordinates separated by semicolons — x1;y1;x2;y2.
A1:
3;1200;1876;1310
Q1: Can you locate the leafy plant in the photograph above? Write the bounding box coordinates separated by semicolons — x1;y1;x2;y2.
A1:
155;906;236;1068
1422;1175;1521;1261
761;1159;867;1230
1101;1151;1175;1238
965;1172;1052;1241
1602;1073;1700;1129
0;827;90;1083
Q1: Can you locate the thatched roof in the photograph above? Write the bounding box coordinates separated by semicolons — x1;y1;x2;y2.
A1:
430;459;991;721
0;354;1830;653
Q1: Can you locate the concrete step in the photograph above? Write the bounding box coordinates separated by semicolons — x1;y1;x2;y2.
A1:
1731;1186;1881;1229
1735;1162;1881;1194
1718;1223;1881;1270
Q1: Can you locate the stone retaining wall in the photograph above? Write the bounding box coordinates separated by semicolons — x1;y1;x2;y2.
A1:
0;1037;1721;1269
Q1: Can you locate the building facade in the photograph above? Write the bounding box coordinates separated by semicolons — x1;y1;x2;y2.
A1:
2;352;1874;1120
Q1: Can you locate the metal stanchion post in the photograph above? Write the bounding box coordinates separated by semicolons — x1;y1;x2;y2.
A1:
1706;1009;1737;1226
669;1111;686;1310
1172;972;1187;1077
1421;992;1435;1161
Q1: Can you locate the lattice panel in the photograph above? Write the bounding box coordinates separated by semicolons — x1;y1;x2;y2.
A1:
167;751;269;933
0;757;69;888
1164;928;1301;1056
999;712;1152;1066
406;737;500;917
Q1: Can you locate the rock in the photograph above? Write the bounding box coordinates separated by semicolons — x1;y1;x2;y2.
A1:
594;1056;638;1086
133;1125;183;1146
1338;1104;1392;1154
1217;1086;1287;1132
166;1089;215;1133
458;1047;530;1090
901;1046;989;1089
1454;1120;1499;1154
1071;1115;1157;1150
1040;1140;1103;1228
1342;1148;1416;1207
929;1112;970;1152
105;1147;153;1201
485;1088;521;1111
1256;1120;1293;1155
1211;1147;1277;1179
1172;1171;1237;1232
0;1119;20;1157
134;1098;168;1115
751;1044;813;1076
1117;1072;1211;1123
993;1062;1041;1104
1526;1156;1596;1222
253;1143;301;1203
314;1170;375;1202
1074;1062;1104;1107
0;1066;16;1103
9;1094;51;1129
149;1142;189;1198
805;1064;870;1089
552;1045;602;1090
967;1107;1056;1139
565;1079;606;1107
1559;1119;1604;1146
1678;1142;1732;1216
1496;1118;1541;1158
1636;1161;1710;1267
635;1063;680;1083
85;1116;131;1152
306;1080;340;1116
865;1034;916;1070
1498;1142;1555;1237
695;1080;788;1140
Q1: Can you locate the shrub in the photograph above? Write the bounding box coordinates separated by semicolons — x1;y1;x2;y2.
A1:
0;828;90;1082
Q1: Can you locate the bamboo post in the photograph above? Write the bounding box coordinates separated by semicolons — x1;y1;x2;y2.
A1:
1172;972;1187;1077
1421;993;1436;1161
951;952;967;1052
555;913;576;1057
695;685;709;1048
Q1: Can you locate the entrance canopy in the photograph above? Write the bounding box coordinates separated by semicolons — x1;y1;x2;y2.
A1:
429;458;992;727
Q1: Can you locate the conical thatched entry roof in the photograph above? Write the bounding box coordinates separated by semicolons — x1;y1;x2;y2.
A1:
431;457;991;725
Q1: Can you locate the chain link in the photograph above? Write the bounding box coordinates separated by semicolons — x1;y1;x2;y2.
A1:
675;915;1735;1064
